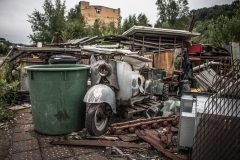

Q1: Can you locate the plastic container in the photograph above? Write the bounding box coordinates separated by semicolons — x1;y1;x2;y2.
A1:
25;64;90;135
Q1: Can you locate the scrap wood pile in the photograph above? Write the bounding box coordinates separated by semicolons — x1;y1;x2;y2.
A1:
1;35;144;66
2;31;189;66
102;35;184;52
49;34;185;52
51;115;188;160
2;47;84;66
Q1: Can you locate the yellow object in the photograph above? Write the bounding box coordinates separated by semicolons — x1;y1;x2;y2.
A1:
191;88;202;92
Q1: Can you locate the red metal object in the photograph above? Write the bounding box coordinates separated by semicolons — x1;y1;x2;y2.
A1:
188;42;202;53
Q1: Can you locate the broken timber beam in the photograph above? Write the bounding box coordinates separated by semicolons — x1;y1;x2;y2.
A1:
50;139;150;149
135;130;187;160
16;47;82;52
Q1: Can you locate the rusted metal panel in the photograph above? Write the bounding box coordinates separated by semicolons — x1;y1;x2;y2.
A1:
110;115;177;135
50;139;150;149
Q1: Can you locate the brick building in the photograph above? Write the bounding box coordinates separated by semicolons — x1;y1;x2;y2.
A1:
79;1;121;27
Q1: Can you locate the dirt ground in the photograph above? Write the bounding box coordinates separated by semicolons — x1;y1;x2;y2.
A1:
0;121;13;160
0;57;3;65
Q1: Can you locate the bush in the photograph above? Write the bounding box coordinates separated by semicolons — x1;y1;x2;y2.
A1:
0;43;9;55
0;107;12;122
0;63;19;122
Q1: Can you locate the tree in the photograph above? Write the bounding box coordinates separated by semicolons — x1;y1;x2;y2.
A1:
63;4;88;40
0;43;9;55
192;0;240;46
28;0;66;43
194;0;240;22
0;38;11;55
122;15;138;32
137;13;152;27
155;0;189;29
122;13;152;32
104;22;118;35
91;19;102;36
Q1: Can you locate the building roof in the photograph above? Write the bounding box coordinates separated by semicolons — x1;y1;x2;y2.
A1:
122;26;200;37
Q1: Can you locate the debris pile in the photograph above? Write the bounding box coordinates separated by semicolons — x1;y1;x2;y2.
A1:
2;26;236;160
50;115;187;160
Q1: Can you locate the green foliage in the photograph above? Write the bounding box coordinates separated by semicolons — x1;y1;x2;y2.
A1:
193;0;240;45
0;43;9;55
28;0;66;43
63;19;87;40
105;22;119;35
137;13;152;27
29;1;121;41
122;13;152;32
0;38;11;55
155;0;189;29
92;19;102;36
85;19;119;37
0;64;18;122
63;4;88;40
67;4;83;20
195;0;240;22
122;15;138;32
0;107;12;122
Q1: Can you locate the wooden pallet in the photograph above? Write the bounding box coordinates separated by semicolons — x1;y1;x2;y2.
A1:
123;101;161;118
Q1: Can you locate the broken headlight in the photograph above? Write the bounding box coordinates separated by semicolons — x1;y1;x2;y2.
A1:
98;63;112;77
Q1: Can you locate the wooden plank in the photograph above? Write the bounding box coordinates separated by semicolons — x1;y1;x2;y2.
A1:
149;100;159;104
142;103;152;106
146;101;156;105
145;102;158;106
118;134;139;142
125;107;136;113
135;103;150;109
128;106;138;110
128;107;145;113
154;50;174;76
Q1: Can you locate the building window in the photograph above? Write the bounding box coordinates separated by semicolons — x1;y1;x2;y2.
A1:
96;8;101;14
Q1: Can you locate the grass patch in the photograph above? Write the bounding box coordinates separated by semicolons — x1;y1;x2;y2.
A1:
0;106;13;122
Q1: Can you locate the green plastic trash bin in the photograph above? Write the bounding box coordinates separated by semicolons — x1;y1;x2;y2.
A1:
25;64;90;135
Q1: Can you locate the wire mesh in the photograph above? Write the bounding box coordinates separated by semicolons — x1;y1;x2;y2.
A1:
192;60;240;160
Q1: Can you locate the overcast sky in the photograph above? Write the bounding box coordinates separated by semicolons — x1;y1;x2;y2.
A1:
0;0;235;44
